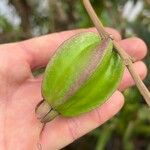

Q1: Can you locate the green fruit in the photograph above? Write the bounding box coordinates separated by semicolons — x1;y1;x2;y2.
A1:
42;32;124;117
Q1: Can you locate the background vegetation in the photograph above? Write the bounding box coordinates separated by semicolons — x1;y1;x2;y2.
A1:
0;0;149;149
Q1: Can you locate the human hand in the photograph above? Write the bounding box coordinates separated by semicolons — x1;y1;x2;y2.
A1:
0;28;147;150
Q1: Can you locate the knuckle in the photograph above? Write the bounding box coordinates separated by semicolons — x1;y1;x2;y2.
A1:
0;50;31;83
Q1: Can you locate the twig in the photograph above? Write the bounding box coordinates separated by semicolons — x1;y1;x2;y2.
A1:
83;0;150;107
82;0;108;39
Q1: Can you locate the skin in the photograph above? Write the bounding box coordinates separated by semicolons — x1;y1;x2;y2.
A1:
0;27;147;150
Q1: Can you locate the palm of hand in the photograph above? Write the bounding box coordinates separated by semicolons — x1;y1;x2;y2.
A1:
0;28;147;150
0;46;42;149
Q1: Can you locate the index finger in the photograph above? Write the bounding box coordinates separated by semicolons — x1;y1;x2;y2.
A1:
18;27;121;69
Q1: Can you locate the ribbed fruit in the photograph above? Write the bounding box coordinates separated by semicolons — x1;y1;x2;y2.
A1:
42;32;124;117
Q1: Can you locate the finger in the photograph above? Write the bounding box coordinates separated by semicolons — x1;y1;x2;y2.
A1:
118;37;147;61
18;27;121;69
119;61;147;91
40;91;124;150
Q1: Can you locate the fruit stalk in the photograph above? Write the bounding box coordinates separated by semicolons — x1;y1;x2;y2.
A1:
83;0;150;106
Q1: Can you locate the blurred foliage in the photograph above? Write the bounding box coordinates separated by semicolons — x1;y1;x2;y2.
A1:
0;0;150;149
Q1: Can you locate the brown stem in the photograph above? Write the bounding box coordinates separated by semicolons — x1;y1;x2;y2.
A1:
114;41;150;106
83;0;150;107
83;0;109;39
